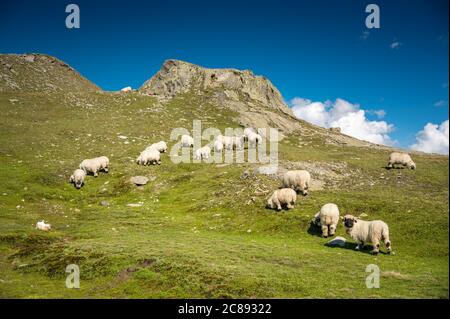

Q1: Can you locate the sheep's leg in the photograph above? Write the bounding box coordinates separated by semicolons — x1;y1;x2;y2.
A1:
321;225;329;238
329;224;336;236
384;239;392;254
94;170;98;177
355;241;364;250
370;238;380;255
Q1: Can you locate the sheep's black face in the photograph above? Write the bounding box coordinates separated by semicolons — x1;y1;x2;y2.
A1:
344;217;355;228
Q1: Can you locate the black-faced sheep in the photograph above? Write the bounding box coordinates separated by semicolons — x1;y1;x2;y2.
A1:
69;169;86;189
343;214;391;255
387;152;416;169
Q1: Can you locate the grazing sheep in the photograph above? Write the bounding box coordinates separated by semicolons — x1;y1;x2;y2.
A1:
282;170;311;195
247;131;262;148
313;203;340;237
79;158;103;177
343;215;391;255
69;169;86;189
181;134;194;148
243;127;255;141
266;188;297;211
97;156;110;172
214;139;224;152
146;141;168;153
194;145;211;160
136;148;161;165
387;152;416;169
36;220;51;231
222;136;234;150
233;135;245;150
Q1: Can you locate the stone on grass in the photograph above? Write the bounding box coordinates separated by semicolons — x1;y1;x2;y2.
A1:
326;236;346;247
130;176;149;186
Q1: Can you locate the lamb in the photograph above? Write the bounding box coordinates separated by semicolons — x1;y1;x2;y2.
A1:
343;214;392;255
36;220;51;231
313;203;340;237
146;141;167;153
181;134;194;148
195;145;211;160
387;152;416;169
281;170;311;195
79;157;104;177
136;148;161;165
247;131;262;148
266;188;297;211
69;169;86;189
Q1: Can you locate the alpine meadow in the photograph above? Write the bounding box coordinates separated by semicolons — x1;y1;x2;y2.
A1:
0;53;448;299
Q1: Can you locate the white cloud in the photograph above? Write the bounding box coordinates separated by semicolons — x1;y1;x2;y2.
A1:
290;97;395;145
434;100;447;107
410;120;449;155
367;109;386;119
390;41;402;49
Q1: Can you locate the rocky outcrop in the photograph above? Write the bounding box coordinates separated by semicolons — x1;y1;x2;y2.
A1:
139;59;291;114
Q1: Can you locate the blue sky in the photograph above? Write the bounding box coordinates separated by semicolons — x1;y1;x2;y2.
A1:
0;0;448;151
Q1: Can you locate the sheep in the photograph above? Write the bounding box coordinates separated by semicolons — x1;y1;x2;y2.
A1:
194;145;211;160
343;214;391;255
69;169;86;189
214;139;223;152
387;152;416;169
181;134;194;148
281;170;311;195
313;203;340;237
243;127;255;141
79;157;104;177
247;131;262;148
266;188;297;211
97;156;110;172
136;148;161;165
222;136;234;150
36;220;51;231
146;141;167;153
233;135;245;150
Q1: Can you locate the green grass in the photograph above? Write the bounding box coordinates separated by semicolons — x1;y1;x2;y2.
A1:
0;90;448;298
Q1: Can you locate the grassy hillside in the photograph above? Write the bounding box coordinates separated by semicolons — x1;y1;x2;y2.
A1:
0;58;448;298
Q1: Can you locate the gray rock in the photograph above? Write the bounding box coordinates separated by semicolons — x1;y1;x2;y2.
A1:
256;165;279;176
326;236;347;247
100;201;109;207
130;176;149;186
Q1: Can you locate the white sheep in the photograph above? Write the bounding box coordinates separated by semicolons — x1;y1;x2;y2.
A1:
181;134;194;148
214;139;223;152
313;203;340;237
69;169;86;189
194;145;211;160
222;136;234;150
79;157;104;177
266;188;297;211
136;148;161;165
36;220;51;231
281;170;311;195
146;141;168;153
247;131;262;148
343;215;392;255
387;152;416;169
233;135;245;150
97;156;110;172
243;127;255;141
